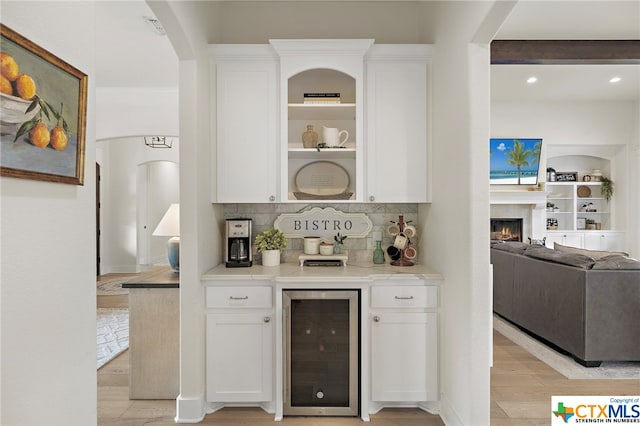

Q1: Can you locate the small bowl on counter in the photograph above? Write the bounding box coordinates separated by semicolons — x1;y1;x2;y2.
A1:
319;242;334;255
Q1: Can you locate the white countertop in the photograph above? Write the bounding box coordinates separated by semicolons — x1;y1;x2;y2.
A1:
202;261;443;282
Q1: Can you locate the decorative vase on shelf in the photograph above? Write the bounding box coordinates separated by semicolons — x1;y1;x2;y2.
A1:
333;243;343;254
302;125;318;148
262;249;281;266
373;241;385;264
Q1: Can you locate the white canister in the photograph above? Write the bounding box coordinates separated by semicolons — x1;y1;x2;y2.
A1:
303;236;321;254
319;242;334;256
591;169;602;182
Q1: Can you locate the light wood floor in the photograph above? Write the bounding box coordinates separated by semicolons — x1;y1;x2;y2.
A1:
97;284;639;425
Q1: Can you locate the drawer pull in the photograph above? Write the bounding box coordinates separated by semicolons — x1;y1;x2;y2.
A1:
229;296;249;300
395;295;414;300
373;316;380;322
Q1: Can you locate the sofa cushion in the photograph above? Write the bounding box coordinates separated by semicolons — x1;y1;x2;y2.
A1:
554;242;629;260
592;255;640;270
525;246;596;269
491;241;529;254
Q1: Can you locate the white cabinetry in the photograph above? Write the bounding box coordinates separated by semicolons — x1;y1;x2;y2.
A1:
545;149;626;251
545;232;584;249
365;46;431;203
546;181;625;251
583;232;625;252
212;41;432;203
206;286;273;402
370;284;438;402
213;47;278;203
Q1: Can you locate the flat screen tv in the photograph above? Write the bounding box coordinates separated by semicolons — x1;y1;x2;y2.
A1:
490;138;542;185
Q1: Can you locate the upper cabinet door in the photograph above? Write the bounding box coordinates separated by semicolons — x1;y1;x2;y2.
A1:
365;46;431;203
215;57;278;203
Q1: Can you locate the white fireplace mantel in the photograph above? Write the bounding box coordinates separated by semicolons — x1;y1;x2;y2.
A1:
490;189;547;239
490;190;547;208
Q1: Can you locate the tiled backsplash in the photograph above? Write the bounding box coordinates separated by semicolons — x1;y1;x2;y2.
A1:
223;203;419;263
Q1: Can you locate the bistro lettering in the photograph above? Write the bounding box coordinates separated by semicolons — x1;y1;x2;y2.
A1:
294;220;353;231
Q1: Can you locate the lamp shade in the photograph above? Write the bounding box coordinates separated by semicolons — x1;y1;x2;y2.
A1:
153;203;180;237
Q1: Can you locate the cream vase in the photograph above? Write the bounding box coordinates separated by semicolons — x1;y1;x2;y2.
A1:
262;249;281;266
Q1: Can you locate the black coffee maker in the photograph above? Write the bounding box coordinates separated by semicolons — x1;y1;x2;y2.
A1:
225;218;252;267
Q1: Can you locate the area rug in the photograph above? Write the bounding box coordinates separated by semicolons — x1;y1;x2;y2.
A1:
97;273;139;295
97;308;129;369
494;314;640;380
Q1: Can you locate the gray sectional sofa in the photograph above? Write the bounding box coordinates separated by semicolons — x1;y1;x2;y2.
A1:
491;241;640;366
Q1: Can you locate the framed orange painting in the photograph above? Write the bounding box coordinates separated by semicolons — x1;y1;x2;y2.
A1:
1;24;88;185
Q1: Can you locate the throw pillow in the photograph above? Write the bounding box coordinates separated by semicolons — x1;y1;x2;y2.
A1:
592;255;640;270
554;242;629;260
491;241;529;254
525;249;596;269
528;237;546;246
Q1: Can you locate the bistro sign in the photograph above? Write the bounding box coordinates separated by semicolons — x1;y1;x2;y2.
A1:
274;207;373;238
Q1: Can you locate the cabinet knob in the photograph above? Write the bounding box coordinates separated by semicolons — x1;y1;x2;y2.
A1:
263;316;271;323
269;195;275;202
369;195;375;202
373;315;380;322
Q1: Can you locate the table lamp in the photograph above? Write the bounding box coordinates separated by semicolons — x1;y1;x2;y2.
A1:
153;203;180;273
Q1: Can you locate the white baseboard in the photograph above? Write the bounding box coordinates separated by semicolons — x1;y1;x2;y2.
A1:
438;394;463;426
175;394;206;423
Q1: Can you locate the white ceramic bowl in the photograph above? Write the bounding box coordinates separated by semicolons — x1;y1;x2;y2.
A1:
0;92;40;135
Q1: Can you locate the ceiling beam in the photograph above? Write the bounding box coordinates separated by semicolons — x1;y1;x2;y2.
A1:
491;40;640;64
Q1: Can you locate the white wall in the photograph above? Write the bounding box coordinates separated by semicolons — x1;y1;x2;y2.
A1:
631;101;640;257
492;100;638;256
0;2;97;424
96;87;179;140
96;137;179;273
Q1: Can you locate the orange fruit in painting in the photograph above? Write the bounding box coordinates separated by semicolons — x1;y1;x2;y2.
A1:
15;74;36;99
0;53;19;81
0;75;12;95
50;126;68;151
29;122;50;148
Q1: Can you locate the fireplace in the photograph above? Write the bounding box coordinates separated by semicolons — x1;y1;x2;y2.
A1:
283;290;359;417
490;218;523;242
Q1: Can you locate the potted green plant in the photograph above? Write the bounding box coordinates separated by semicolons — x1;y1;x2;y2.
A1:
600;176;614;203
255;228;288;266
333;232;347;254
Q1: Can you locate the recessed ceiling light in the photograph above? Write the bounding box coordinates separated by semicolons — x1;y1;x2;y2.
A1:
526;77;538;84
609;76;622;83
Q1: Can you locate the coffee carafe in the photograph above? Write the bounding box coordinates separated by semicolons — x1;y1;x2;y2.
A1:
225;218;252;267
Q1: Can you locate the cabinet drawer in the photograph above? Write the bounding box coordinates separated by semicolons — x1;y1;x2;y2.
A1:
371;286;437;309
206;286;272;309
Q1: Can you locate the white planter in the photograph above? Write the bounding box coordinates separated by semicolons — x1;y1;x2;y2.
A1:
262;249;281;266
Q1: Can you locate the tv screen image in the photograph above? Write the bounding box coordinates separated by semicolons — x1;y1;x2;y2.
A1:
490;138;542;185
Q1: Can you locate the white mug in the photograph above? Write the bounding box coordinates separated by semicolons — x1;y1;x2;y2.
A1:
387;223;400;236
404;245;417;260
403;225;416;238
322;126;349;147
393;233;408;250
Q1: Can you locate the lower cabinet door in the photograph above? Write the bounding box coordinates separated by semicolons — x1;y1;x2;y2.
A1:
583;232;625;252
371;312;437;402
206;312;273;402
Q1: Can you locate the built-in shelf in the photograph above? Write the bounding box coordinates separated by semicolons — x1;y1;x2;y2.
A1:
287;147;356;159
